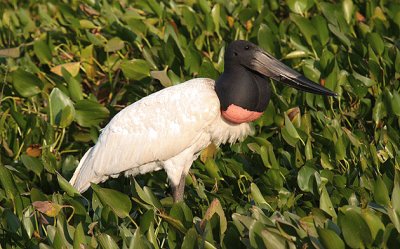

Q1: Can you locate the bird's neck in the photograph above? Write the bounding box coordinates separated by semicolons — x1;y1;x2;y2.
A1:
215;66;271;124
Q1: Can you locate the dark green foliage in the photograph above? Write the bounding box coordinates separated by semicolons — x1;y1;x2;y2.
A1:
1;0;400;248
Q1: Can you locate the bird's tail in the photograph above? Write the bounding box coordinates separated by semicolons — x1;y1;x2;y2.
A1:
69;147;105;193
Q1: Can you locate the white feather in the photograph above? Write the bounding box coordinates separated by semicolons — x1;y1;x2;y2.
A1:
70;78;252;192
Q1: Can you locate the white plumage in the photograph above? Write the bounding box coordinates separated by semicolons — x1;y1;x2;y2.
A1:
70;78;252;195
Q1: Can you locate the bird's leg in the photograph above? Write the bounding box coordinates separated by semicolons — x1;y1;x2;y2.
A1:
172;173;186;202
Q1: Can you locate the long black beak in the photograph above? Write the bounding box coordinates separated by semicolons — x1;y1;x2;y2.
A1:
249;49;337;96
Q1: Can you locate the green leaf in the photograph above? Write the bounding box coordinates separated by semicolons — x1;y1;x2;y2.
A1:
73;223;87;249
22;208;34;239
75;99;109;127
20;154;43;176
361;209;385;241
62;68;83;101
372;96;387;124
374;175;390;206
339;208;373;248
342;0;354;24
320;185;337;218
317;227;345;249
181;227;198;249
258;24;276;54
290;13;317;47
104;37;125;52
312;16;329;46
91;183;132;218
130;227;148;249
391;91;400;116
251;183;273;211
392;169;400;210
49;88;75;128
120;59;150;80
287;0;314;15
261;228;287;249
97;233;119;249
297;166;316;192
281;113;302;146
328;24;351;47
367;33;385;56
12;69;43;97
34;39;52;64
57;173;81;197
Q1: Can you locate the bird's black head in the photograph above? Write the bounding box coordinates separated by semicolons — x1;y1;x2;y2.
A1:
224;40;261;71
215;40;336;124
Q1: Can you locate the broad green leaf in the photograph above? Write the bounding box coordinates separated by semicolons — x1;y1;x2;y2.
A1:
97;233;119;249
361;210;385;241
20;154;43;176
297;166;316;192
91;183;132;218
204;159;221;181
372;96;387;124
170;202;194;230
374;175;390;206
367;33;384;56
258;24;276;54
339;208;373;248
342;0;354;24
181;227;197;249
281;113;302;146
121;59;150;80
261;228;287;249
49;88;75;128
105;37;125;52
34;39;52;64
287;0;314;15
391;91;400;116
392;169;400;211
12;69;43;97
22;208;34;239
73;223;87;249
53;216;72;249
75;99;109;127
62;68;83;101
4;209;20;233
251;183;273;211
130;227;148;249
57;173;81;197
317;227;345;249
328;24;351;47
211;4;221;39
290;13;317;47
320;185;337;218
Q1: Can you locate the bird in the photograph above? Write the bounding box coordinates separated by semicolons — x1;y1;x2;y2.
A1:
69;40;336;202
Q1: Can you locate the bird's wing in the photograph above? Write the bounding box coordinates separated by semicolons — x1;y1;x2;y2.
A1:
70;78;220;192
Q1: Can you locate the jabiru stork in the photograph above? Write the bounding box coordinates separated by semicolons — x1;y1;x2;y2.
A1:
70;40;336;202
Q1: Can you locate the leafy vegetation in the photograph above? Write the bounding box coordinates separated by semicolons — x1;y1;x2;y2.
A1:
1;0;400;248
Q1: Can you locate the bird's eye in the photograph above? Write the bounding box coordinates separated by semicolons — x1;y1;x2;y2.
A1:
234;52;238;56
244;45;250;50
